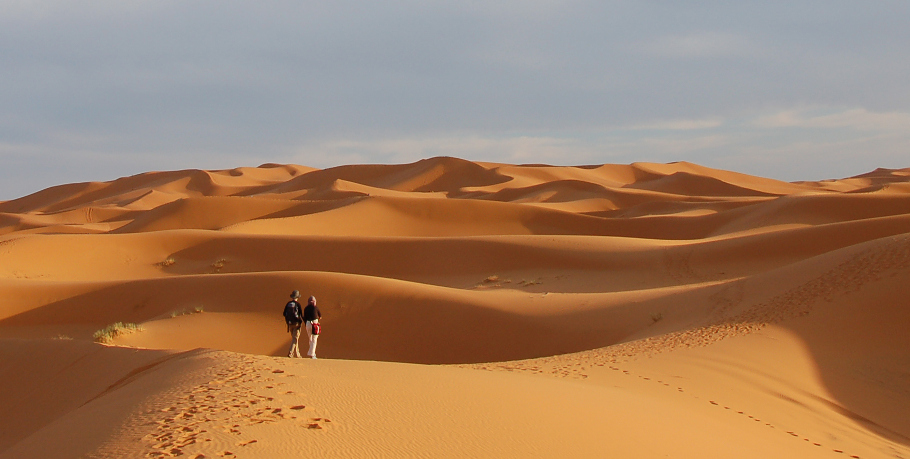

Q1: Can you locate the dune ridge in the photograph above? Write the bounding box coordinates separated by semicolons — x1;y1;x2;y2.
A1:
1;157;909;458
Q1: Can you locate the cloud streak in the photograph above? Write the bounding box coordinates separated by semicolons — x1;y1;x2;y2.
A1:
634;32;757;59
754;108;910;131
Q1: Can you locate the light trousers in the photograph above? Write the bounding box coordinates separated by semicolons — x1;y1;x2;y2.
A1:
305;319;319;357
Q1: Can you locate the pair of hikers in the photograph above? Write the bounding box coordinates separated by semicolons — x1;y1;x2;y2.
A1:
284;290;321;359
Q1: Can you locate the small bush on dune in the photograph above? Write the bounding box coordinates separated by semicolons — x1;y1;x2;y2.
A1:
93;322;143;344
157;257;176;267
517;277;543;287
169;306;205;318
211;258;228;273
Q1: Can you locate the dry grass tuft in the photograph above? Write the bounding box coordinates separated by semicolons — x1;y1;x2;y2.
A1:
93;322;143;343
170;306;205;318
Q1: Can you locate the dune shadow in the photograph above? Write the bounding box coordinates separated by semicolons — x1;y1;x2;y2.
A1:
738;234;910;447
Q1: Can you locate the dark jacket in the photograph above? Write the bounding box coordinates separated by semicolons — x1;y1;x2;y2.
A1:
303;304;322;322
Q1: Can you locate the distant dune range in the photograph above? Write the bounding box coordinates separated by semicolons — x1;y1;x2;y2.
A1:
1;157;908;458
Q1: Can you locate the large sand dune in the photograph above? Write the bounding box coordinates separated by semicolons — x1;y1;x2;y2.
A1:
1;157;908;458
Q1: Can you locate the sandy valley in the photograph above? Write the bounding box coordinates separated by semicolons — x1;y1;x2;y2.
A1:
1;157;909;458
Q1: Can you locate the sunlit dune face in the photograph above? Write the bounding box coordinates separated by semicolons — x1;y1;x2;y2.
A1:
1;158;909;458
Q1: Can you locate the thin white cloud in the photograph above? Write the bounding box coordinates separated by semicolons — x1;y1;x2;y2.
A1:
461;0;572;17
635;32;754;59
754;108;910;131
624;118;725;131
723;132;910;181
624;135;730;156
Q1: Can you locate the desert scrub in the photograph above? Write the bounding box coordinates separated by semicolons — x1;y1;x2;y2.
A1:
211;258;228;273
157;257;176;267
93;322;143;343
170;306;204;318
473;275;514;289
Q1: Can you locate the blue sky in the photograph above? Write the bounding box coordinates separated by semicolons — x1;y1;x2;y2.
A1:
1;1;908;199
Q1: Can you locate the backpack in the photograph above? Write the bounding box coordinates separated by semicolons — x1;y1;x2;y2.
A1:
283;301;302;324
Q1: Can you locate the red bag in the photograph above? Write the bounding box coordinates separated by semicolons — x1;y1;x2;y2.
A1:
311;322;321;336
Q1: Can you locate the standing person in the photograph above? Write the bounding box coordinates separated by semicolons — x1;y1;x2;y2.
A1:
303;295;322;359
284;290;304;358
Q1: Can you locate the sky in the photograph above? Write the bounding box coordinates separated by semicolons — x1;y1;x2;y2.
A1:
1;1;909;199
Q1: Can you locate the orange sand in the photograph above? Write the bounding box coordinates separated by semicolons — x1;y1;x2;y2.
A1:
1;157;908;458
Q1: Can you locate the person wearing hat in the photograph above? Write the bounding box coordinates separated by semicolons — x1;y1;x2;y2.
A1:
284;290;304;358
303;295;322;359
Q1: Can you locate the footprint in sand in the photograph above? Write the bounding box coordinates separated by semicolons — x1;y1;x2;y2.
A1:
238;439;258;446
707;399;867;457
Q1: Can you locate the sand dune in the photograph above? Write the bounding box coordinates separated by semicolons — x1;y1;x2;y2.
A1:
1;157;908;458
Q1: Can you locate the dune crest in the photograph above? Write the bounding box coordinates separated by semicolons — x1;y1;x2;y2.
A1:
1;158;909;458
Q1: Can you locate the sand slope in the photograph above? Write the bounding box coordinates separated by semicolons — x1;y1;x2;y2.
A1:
1;157;909;458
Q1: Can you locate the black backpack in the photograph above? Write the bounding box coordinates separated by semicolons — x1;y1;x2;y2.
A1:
283;301;302;324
